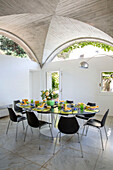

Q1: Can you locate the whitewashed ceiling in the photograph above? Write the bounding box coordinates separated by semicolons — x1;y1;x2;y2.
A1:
0;0;113;67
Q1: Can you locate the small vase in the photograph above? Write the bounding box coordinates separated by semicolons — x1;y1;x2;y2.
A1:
47;99;55;106
80;104;84;111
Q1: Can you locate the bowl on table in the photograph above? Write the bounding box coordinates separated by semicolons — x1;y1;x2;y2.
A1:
73;107;77;111
86;105;99;110
63;109;72;112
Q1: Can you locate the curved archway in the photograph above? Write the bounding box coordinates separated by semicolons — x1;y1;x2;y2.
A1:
43;37;113;67
0;29;41;67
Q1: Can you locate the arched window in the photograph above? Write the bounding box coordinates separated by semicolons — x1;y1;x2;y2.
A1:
0;35;28;58
53;41;113;62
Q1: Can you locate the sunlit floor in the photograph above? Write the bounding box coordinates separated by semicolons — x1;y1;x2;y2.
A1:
0;114;113;170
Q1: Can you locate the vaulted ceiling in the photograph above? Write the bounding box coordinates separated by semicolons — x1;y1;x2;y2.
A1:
0;0;113;67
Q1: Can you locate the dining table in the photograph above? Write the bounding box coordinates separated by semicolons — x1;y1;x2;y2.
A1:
16;102;99;137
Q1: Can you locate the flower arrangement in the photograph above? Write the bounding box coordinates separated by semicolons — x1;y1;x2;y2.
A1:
41;89;59;100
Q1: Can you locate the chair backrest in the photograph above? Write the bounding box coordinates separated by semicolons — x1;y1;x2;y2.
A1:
66;100;74;104
58;116;79;134
14;100;22;112
84;102;96;118
8;107;17;122
26;111;39;128
101;109;109;127
87;102;96;106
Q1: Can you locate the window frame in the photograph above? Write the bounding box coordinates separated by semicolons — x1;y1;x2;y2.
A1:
100;71;113;95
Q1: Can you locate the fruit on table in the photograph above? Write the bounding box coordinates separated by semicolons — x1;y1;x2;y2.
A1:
64;104;71;111
59;100;64;103
22;99;28;104
86;105;99;110
35;101;39;104
22;99;28;102
37;103;45;108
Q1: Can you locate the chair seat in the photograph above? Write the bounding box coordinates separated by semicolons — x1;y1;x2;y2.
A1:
6;107;26;141
76;115;89;120
21;110;26;114
82;109;109;151
24;111;53;143
17;115;26;122
39;120;51;127
53;116;83;157
66;100;74;104
85;119;101;128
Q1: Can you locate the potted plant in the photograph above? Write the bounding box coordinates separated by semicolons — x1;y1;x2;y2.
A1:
41;89;59;106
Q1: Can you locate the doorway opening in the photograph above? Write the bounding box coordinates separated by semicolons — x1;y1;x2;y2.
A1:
46;71;61;99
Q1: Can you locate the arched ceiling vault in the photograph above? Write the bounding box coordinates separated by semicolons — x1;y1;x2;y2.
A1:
43;37;113;67
0;29;40;65
0;0;113;68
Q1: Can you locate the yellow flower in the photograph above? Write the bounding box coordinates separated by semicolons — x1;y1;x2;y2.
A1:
53;91;55;94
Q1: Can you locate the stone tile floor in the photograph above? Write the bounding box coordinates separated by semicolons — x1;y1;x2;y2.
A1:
0;114;113;170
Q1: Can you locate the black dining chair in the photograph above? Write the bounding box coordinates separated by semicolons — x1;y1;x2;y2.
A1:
87;102;96;106
54;101;74;130
81;109;109;150
53;116;83;157
66;100;74;104
24;111;53;150
76;102;96;120
14;100;26;115
76;102;96;135
6;107;26;141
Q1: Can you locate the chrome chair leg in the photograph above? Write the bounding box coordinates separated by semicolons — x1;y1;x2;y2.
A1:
77;132;83;158
49;124;53;139
59;132;63;149
99;128;104;150
54;114;58;127
104;126;108;140
16;122;19;141
22;120;25;131
24;125;28;142
53;132;60;155
49;114;51;123
81;125;85;139
41;114;42;120
59;132;61;142
6;120;10;134
39;127;41;150
30;127;33;134
85;125;89;136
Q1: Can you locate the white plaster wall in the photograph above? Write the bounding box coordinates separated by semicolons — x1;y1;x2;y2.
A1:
0;53;113;116
42;56;113;116
0;54;39;106
42;59;97;104
29;70;41;100
92;57;113;116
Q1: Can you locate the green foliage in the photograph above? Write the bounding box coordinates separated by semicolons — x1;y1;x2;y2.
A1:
41;90;48;100
102;72;113;75
0;35;28;58
41;89;59;100
52;72;59;90
102;72;113;79
57;41;113;59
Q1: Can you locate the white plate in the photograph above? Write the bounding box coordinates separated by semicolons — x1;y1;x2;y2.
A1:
37;107;44;110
